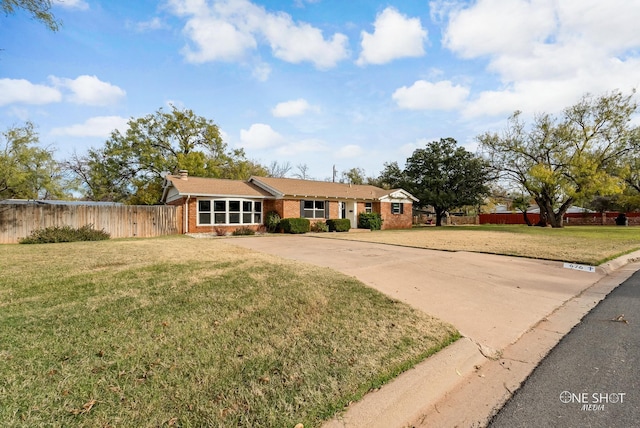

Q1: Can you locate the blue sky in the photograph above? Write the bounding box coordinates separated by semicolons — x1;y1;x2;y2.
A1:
2;0;640;181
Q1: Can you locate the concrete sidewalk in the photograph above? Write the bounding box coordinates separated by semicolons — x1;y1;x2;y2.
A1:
228;235;640;427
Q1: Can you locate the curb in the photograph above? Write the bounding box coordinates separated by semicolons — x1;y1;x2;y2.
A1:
322;250;640;428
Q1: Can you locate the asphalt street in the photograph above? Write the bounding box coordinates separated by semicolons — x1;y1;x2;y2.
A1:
489;269;640;428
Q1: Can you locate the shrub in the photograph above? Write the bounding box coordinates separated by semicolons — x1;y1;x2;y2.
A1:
265;211;281;233
213;227;228;236
232;226;256;236
358;212;383;230
310;221;329;233
20;224;110;244
280;218;310;234
326;218;351;232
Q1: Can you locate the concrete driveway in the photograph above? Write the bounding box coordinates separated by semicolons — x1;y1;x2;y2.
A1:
230;235;603;355
228;234;636;427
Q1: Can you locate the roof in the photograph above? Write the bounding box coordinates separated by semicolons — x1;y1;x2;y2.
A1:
161;173;418;202
162;175;273;199
250;176;416;201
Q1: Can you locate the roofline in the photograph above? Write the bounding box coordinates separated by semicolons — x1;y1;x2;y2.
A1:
249;176;284;198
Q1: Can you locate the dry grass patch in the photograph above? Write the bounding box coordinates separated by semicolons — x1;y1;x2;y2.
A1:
0;236;457;427
321;225;640;265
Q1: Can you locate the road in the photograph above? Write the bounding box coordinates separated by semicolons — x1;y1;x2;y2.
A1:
489;269;640;428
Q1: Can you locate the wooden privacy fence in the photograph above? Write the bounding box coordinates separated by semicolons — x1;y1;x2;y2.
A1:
0;204;183;244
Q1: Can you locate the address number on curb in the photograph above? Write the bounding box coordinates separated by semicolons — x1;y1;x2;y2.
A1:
563;263;596;273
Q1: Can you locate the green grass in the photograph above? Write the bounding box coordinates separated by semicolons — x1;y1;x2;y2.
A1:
325;225;640;265
0;237;458;427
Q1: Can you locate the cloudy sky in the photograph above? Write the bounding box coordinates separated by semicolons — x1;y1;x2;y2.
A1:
2;0;639;180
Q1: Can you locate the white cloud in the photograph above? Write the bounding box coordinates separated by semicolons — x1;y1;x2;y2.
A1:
0;78;62;106
335;144;364;159
50;116;129;138
393;80;470;110
260;12;349;69
275;138;328;156
271;98;314;117
440;0;640;118
357;7;427;66
133;17;170;32
53;0;89;10
50;75;126;106
181;16;258;62
169;0;349;69
239;123;284;149
252;62;272;81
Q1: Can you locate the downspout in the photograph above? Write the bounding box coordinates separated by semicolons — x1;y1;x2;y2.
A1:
185;195;191;234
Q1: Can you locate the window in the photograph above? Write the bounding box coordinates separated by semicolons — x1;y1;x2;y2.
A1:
229;200;240;224
199;200;211;224
391;202;404;214
365;202;372;213
302;200;326;218
198;199;263;225
214;201;226;224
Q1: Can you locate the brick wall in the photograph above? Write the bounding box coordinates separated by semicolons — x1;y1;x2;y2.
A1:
380;202;412;229
171;197;414;232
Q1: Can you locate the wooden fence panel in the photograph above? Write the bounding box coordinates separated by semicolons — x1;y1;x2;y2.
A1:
0;204;181;244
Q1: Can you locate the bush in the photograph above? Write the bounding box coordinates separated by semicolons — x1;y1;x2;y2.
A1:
280;218;310;234
232;226;256;236
310;221;329;232
615;213;628;226
265;211;281;233
326;218;351;232
213;227;228;236
20;224;110;244
358;212;383;230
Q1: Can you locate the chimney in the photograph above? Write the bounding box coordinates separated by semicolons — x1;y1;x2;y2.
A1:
178;170;188;180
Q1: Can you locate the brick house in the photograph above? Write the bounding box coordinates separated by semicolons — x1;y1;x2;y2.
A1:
161;171;418;234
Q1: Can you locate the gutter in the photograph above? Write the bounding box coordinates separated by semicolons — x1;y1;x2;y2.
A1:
185;195;191;234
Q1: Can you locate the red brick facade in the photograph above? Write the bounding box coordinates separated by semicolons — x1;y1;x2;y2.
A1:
379;202;413;230
173;197;414;234
163;176;416;233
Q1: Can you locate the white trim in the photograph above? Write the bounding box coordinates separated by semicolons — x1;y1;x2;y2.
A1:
196;197;263;226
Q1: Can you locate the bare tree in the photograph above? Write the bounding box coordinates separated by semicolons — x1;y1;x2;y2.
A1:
266;161;292;178
293;163;313;180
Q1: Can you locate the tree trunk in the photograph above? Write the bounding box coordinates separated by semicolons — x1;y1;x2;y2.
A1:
535;196;572;228
435;208;446;226
520;210;532;226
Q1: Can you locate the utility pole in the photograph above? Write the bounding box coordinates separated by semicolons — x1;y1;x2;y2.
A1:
332;165;337;183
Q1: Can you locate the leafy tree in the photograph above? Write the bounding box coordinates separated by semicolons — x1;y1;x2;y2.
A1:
72;106;265;204
512;194;534;226
0;122;67;199
340;167;366;185
1;0;60;31
479;91;639;227
403;138;492;226
625;156;640;193
371;161;404;189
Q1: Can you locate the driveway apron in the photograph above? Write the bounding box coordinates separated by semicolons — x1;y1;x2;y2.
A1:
229;235;604;356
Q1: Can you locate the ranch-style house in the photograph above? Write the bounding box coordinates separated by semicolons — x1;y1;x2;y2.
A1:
161;171;418;234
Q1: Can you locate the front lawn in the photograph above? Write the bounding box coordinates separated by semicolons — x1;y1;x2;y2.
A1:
322;225;640;265
0;237;458;427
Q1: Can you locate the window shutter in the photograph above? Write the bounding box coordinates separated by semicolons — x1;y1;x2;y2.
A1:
300;200;305;217
400;203;404;214
325;201;330;219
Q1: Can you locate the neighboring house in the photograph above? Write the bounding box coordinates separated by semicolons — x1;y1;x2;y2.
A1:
161;171;418;234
